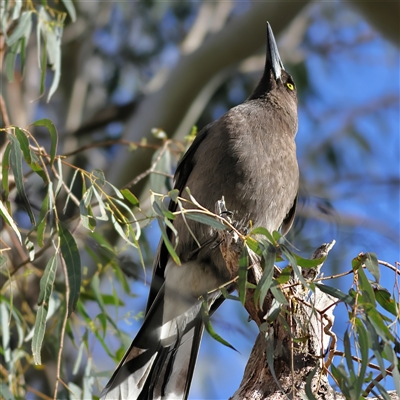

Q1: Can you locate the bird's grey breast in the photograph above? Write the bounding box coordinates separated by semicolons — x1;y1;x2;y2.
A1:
198;104;299;233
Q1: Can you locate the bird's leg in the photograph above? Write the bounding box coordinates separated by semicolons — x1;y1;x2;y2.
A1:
214;197;245;278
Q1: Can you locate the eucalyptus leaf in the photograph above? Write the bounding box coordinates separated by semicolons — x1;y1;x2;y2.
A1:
59;223;81;315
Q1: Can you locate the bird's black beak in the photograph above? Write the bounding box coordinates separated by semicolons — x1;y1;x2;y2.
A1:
266;22;284;81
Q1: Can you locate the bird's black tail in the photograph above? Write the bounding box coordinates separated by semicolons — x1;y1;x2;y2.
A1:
100;287;204;400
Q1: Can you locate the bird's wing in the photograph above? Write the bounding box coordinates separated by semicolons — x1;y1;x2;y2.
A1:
145;122;215;313
281;194;298;236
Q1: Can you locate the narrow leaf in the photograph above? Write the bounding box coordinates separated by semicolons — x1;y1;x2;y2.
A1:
6;11;32;46
0;200;22;244
364;252;380;283
1;142;11;197
249;226;276;244
357;264;375;305
32;305;47;365
32;119;58;166
281;244;308;289
59;223;81;315
355;323;369;398
63;168;78;213
5;41;19;82
9;134;36;224
92;169;105;187
257;242;276;310
315;283;354;305
375;288;397;316
184;211;226;230
121;188;140;207
238;246;249;305
61;0;77;22
37;255;57;306
14;127;31;164
157;217;180;266
201;300;237;351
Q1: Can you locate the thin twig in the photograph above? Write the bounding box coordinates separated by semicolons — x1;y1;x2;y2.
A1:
378;259;399;274
333;351;394;377
53;255;70;400
127;139;172;187
363;364;394;396
62;139;160;158
27;385;53;400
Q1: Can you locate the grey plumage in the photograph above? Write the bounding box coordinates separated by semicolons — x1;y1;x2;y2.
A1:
101;22;299;400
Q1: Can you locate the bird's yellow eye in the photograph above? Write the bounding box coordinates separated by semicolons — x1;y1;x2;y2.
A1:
286;83;294;91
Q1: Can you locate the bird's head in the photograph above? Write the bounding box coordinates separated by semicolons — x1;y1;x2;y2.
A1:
249;22;298;120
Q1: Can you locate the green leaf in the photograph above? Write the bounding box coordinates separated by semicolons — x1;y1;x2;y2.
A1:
357;264;375;305
238;246;249;305
20;36;26;75
168;189;179;203
153;197;175;220
265;325;285;393
305;366;318;400
121;188;140;207
276;266;292;284
80;197;96;232
90;274;118;331
5;41;19;82
245;237;262;256
92;169;105;187
12;0;23;19
375;288;397;316
107;181;124;199
364;252;379;283
201;299;237;351
1;301;11;365
28;150;47;182
59;223;81;315
365;305;394;342
32;119;58;166
8;134;36;224
6;11;32;46
331;364;351;398
343;330;355;380
1;142;11;198
157;217;180;266
0;200;22;244
281;244;308;289
55;157;63;196
315;283;354;305
32;305;47;365
249;226;276;245
270;281;288;305
294;254;326;268
0;382;14;400
61;0;77;22
63;169;79;213
37;255;57;306
184;211;226;230
14;126;31;164
91;187;108;221
254;241;275;310
76;300;115;359
355;323;369;398
264;298;281;322
39;37;47;95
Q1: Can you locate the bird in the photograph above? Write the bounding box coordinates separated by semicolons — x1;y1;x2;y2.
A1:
101;22;299;400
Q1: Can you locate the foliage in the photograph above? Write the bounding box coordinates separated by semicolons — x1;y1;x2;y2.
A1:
2;0;76;101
